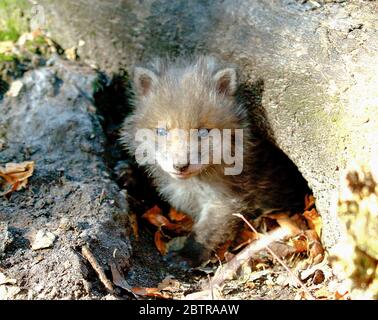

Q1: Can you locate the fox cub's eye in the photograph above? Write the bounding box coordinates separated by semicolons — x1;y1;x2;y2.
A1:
198;128;210;138
156;128;168;136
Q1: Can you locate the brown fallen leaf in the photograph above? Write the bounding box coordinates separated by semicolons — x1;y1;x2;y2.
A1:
157;276;182;292
109;262;138;298
312;269;325;285
303;208;322;238
164;215;193;235
0;161;34;196
232;229;258;251
290;236;308;253
214;240;232;261
131;287;170;299
335;289;350;300
142;205;174;228
168;208;188;222
305;230;324;264
154;230;168;255
304;194;316;211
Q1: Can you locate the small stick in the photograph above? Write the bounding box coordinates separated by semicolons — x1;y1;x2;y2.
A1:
234;214;315;300
208;274;214;300
81;245;115;293
209;225;293;288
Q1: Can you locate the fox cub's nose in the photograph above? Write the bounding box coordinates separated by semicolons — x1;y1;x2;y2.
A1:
173;163;189;172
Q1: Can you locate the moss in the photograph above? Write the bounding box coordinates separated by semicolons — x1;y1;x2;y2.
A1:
0;52;18;62
0;0;31;42
24;35;49;55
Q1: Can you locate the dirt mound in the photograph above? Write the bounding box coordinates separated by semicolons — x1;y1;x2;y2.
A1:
0;57;131;299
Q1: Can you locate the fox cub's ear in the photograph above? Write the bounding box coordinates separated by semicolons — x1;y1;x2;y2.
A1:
213;68;237;96
134;67;158;96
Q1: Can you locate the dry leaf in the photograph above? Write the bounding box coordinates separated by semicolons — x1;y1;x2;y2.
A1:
304;194;316;211
157;276;181;292
142;206;173;228
335;289;350;300
215;240;232;261
131;287;170;299
303;208;322;238
168;208;188;222
0;161;34;196
312;269;325;285
164;216;193;234
275;216;302;235
109;262;136;297
239;229;257;243
290;237;308;253
154;231;167;255
232;229;258;251
305;230;325;263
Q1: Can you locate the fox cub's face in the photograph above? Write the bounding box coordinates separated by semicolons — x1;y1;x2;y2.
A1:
126;58;243;179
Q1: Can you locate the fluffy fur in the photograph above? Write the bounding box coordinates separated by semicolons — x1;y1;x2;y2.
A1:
120;56;309;266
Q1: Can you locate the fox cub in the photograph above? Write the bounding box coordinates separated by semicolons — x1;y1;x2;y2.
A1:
120;56;309;266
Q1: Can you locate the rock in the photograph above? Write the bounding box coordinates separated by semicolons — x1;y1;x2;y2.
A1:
0;57;131;299
31;230;56;250
36;0;378;248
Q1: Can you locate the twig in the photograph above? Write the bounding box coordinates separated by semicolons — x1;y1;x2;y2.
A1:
209;225;294;288
208;274;214;300
81;245;115;293
234;214;316;300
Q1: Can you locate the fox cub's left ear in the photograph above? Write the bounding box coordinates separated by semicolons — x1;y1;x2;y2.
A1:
213;68;237;96
133;67;158;96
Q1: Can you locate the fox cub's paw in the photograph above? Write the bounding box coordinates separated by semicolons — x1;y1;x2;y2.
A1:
164;234;211;268
177;234;211;268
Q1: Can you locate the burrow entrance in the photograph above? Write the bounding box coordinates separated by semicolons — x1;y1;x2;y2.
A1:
92;74;319;299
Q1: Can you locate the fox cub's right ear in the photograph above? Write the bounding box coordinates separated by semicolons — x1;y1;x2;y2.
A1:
133;67;158;96
213;68;237;96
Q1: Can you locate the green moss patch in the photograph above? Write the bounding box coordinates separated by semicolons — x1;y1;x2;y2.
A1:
0;0;30;42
